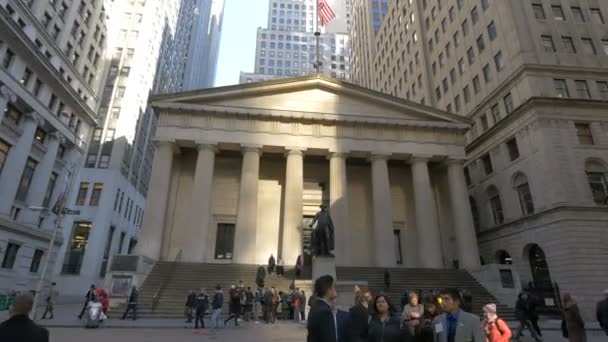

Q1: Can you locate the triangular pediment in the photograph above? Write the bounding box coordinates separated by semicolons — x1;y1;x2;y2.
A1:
151;75;470;126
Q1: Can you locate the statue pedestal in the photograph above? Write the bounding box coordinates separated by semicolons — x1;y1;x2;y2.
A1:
312;256;336;282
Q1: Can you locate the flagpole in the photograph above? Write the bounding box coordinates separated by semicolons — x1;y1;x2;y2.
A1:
314;0;321;73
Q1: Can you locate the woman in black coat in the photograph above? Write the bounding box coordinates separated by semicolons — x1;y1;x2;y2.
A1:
368;294;414;342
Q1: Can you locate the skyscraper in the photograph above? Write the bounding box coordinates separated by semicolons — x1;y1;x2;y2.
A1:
351;0;608;318
240;0;351;84
0;0;108;292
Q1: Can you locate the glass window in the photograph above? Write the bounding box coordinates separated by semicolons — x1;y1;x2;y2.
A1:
514;173;534;215
30;249;44;273
471;6;479;24
482;154;493;174
61;221;92;274
590;8;605;24
586;161;608;204
1;243;20;269
477;35;486;52
89;183;103;206
532;4;545;19
575;123;594;145
575;80;591;99
551;5;564;20
76;182;89;205
541;35;555;52
503;93;514;113
581;38;597;54
16;158;37;202
483;64;491;82
473;75;481;93
491;104;501;123
562;36;576;53
487;186;504;224
467;47;475;64
494;51;504;71
487;21;497;41
462;19;469;36
597;81;608;100
554;79;569;97
0;139;10;174
42;172;58;208
602;40;608;56
571;7;584;22
507;137;520;161
480;115;489;131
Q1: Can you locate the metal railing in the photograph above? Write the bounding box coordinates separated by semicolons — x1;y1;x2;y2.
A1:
151;250;181;311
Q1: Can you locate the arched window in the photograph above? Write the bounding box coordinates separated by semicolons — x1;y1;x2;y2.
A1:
469;196;480;233
487;186;504;224
495;250;513;265
513;172;534;215
585;159;608;204
526;244;553;288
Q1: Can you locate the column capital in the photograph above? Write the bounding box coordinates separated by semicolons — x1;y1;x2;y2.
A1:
368;152;390;162
195;142;218;153
409;154;433;164
0;85;16;103
241;144;262;155
327;151;349;160
284;147;306;157
445;158;466;166
46;131;62;144
23;111;44;126
153;139;181;154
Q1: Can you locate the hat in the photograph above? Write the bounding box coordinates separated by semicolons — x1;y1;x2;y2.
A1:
483;303;497;313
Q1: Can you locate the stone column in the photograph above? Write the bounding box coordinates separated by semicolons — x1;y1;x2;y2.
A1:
329;152;351;265
370;154;395;267
134;141;178;261
234;145;261;264
21;132;62;225
447;159;481;269
281;148;304;265
0;86;17;124
0;112;41;216
183;143;217;262
411;156;444;268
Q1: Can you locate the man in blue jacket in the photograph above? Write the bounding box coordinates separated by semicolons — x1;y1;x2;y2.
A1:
211;285;223;329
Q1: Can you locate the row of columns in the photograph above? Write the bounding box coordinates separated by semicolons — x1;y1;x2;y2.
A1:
136;141;480;269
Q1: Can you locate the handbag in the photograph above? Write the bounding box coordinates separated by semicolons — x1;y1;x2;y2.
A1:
561;320;568;338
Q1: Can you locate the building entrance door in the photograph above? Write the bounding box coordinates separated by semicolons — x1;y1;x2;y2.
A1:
215;223;235;260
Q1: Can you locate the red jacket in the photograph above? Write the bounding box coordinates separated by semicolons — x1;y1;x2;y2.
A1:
483;318;512;342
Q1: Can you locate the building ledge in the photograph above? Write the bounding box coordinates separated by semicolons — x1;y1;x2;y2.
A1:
0;215;64;245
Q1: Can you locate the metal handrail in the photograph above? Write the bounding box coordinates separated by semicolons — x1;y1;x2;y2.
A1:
151;250;182;310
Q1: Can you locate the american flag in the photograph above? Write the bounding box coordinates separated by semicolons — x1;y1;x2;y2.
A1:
318;0;336;26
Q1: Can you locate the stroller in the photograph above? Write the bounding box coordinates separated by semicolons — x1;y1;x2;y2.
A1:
83;299;106;328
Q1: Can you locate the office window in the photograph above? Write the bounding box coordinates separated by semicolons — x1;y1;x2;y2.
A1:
575;123;594;145
89;183;103;206
471;6;479;24
453;32;460;47
575;80;591;99
62;221;92;274
514;173;534;215
42;172;57;208
503;93;514;114
462;19;469;36
486;21;497;41
458;58;465;74
581;38;597;54
494;51;504;72
1;243;20;269
21;68;33;86
487;186;504;224
16;159;37;202
473;76;481;93
2;49;15;68
76;182;90;205
562;36;576;53
541;35;556;52
491;104;501;123
463;85;471;103
554;79;569;97
571;7;584;22
30;249;44;273
601;40;608;56
480;115;489;131
552;5;564;20
597;81;608;99
477;35;485;53
482;154;493;174
467;47;475;64
483;64;491;82
586;161;608;204
590;8;605;24
532;4;545;19
506;137;520;161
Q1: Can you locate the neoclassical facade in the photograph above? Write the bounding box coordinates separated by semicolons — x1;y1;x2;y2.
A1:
136;75;481;269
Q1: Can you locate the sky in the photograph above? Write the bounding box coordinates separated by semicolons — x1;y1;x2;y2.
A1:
215;0;270;87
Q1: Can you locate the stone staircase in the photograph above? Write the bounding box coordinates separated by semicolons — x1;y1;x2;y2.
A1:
337;267;514;320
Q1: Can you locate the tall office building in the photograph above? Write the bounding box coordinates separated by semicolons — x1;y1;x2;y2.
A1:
54;0;198;297
183;0;225;90
240;0;352;84
352;0;608;318
0;0;108;292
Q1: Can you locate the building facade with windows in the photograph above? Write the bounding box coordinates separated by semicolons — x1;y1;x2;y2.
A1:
351;0;608;318
0;0;105;293
54;0;198;298
240;0;352;84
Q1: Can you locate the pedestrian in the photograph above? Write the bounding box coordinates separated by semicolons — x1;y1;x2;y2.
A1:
384;268;390;289
41;282;57;319
482;303;511;342
353;285;362;306
296;255;303;278
277;257;285;276
368;294;414;342
185;290;196;323
211;285;223;329
245;286;254;321
299;290;307;321
254;286;263;321
121;286;139;320
433;288;485;342
349;290;372;342
293;288;302;323
402;291;424;336
0;294;49;342
525;286;542;337
271;286;279;323
194;288;209;329
562;293;587;342
268;253;276;274
263;287;274;323
96;288;110;315
514;292;541;341
307;274;338;342
224;285;241;326
78;284;96;319
256;265;266;288
597;289;608;336
418;294;442;342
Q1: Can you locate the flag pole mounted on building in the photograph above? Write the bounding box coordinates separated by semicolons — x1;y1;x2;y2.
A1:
314;0;336;73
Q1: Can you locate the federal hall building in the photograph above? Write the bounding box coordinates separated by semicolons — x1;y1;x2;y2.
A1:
135;75;482;270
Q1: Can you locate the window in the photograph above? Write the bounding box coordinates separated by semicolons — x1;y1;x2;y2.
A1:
482;154;493;174
458;58;465;74
503;93;514;114
487;21;497;41
590;8;605;24
30;249;44;273
469;197;480;232
21;68;33;86
89;183;103;206
76;182;89;205
2;49;15;68
1;243;20;269
0;140;9;173
462;19;469;36
575;80;591;99
467;47;475;64
506;137;520;161
532;4;545;20
481;0;489;11
16;159;37;202
482;64;491;82
487;186;504;224
571;7;584;22
514;173;534;215
575;123;594;145
215;223;235;259
471;6;479;24
586;160;608;204
463;85;471;103
118;232;126;254
473;75;481;93
34;128;47;144
598;81;608;99
601;40;608;56
477;35;486;53
494;51;504;71
551;5;564;20
554;79;569;97
85;154;96;168
480;115;489;131
541;35;556;52
62;221;92;274
42;172;57;208
562;36;576;53
581;38;596;54
491;104;501;123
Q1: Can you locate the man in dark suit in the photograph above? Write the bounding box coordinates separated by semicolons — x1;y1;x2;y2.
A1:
349;290;372;342
307;275;338;342
0;293;49;342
